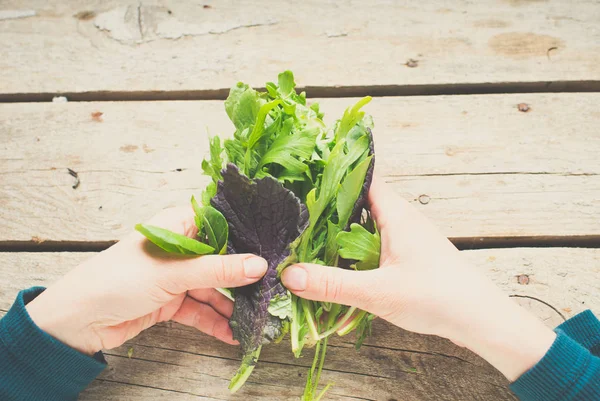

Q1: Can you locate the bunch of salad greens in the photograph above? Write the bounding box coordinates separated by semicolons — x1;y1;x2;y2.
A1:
136;71;380;400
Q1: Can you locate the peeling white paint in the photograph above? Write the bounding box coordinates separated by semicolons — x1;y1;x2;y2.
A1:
93;5;277;44
0;9;36;21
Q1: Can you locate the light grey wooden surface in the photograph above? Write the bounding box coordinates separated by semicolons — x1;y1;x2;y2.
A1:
1;0;599;399
0;0;599;98
1;94;599;242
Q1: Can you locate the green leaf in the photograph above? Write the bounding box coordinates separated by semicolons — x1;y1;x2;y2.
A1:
204;209;229;254
247;99;282;150
201;136;225;183
192;196;228;254
315;135;370;221
268;293;293;319
257;127;317;174
216;287;234;301
324;220;341;266
225;83;263;131
337;155;373;228
201;182;217;207
229;346;261;393
224;139;246;170
354;313;376;350
335;96;372;142
209;136;224;178
336;223;380;270
277;70;296;98
135;224;214;255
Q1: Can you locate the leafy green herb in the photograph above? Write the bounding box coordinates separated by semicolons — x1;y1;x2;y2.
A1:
135;71;381;400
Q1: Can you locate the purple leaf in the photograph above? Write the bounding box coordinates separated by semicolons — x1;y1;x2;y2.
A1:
211;164;308;355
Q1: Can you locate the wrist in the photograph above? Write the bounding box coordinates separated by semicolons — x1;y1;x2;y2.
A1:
26;288;101;356
450;288;556;381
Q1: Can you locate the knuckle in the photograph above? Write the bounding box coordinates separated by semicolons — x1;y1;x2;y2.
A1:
320;270;344;302
211;256;235;284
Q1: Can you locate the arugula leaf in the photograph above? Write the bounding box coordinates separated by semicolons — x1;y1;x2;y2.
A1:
336;223;380;270
201;136;225;183
337;155;373;229
224;139;246;170
135;224;214;255
256;127;318;175
324;220;341;266
335;96;372;142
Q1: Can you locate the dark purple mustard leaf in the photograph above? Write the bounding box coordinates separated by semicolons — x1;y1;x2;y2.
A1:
211;164;308;355
347;128;375;229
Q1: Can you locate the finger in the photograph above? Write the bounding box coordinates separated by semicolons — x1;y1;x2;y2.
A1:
171;296;238;345
159;254;267;293
282;263;377;311
187;288;234;318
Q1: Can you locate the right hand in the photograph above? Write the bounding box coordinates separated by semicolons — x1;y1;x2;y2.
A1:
282;178;556;382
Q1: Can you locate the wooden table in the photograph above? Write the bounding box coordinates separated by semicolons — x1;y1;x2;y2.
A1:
1;1;599;400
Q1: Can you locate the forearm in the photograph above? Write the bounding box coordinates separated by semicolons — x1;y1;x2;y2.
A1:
452;287;556;382
0;288;106;401
449;284;600;401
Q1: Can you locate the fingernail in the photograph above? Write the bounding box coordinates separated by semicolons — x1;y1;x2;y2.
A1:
282;267;307;291
244;257;268;278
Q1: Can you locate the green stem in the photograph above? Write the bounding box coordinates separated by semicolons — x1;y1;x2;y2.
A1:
318;306;356;339
303;340;322;400
314;383;333;401
302;299;320;342
291;295;302;356
336;310;367;336
228;346;262;393
313;337;328;395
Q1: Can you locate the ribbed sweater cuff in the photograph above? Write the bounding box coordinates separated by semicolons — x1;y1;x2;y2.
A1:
557;310;600;355
0;287;106;397
510;330;591;401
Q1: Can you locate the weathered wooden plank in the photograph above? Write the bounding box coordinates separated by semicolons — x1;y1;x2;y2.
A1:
1;249;597;399
0;0;599;97
1;94;599;242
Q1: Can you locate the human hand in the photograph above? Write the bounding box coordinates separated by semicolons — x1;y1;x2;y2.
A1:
282;178;556;381
26;207;267;356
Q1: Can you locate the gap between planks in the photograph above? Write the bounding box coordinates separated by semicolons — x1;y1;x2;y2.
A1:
1;235;600;252
1;80;599;103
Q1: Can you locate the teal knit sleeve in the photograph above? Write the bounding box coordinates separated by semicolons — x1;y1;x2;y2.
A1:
510;310;600;401
557;310;600;356
0;287;106;401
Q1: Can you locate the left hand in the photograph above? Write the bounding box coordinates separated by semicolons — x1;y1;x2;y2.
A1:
26;207;267;355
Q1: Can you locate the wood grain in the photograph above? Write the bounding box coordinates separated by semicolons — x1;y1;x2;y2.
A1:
0;248;597;400
0;0;599;97
1;94;599;242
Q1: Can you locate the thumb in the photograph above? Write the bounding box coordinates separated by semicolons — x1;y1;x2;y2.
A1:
282;264;376;310
159;254;268;293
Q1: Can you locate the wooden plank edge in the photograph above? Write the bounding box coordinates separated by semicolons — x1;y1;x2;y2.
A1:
2;235;600;252
1;80;599;103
